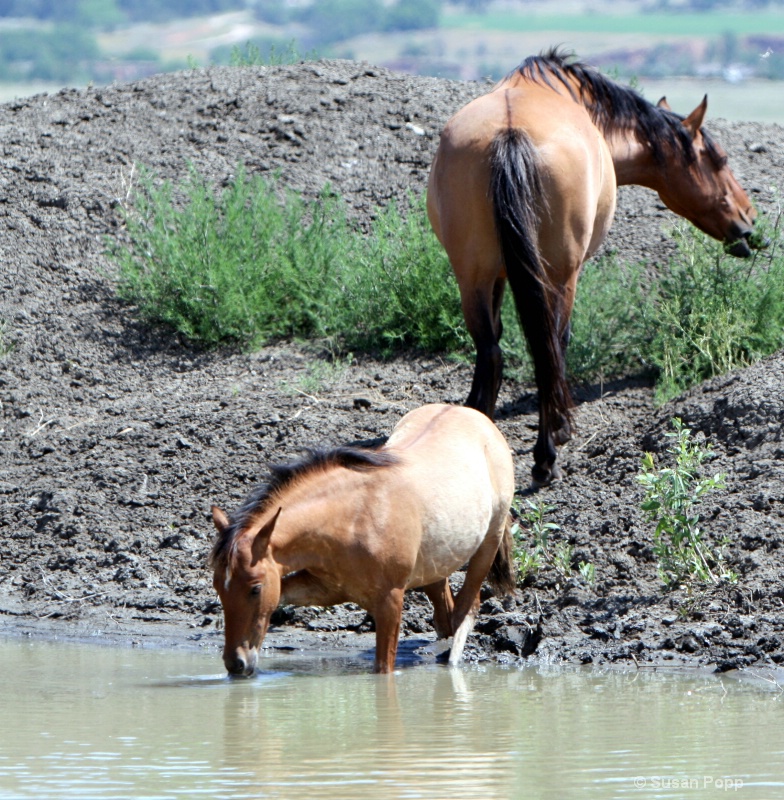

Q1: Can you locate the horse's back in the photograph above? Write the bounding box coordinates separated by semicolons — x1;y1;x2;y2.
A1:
386;404;512;487
385;404;514;588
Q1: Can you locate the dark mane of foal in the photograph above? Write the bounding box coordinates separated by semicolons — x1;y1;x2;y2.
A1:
209;446;398;569
513;48;725;168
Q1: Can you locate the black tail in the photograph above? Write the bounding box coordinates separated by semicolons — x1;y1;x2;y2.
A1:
488;515;517;596
490;127;572;434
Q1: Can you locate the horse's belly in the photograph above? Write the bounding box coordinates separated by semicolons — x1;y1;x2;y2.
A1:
406;503;492;589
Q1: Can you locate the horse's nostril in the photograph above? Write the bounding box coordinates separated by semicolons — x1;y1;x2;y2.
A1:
227;655;247;675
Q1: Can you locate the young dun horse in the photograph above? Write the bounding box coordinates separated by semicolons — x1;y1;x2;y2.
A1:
209;404;516;675
427;48;762;487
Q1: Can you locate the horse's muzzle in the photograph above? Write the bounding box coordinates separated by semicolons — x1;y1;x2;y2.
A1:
725;226;769;258
225;649;257;677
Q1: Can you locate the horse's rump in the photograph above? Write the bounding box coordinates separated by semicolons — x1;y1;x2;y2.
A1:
385;405;515;589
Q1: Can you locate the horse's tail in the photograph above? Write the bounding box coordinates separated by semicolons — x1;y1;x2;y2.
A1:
488;514;517;596
490;127;572;434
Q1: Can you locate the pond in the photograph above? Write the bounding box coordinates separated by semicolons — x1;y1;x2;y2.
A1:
0;637;782;799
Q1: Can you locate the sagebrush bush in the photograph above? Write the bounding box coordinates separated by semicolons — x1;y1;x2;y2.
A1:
114;167;466;353
567;254;652;384
644;212;784;401
330;197;469;354
115;166;353;346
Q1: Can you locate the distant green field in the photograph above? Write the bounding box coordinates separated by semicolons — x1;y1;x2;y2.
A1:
446;11;784;37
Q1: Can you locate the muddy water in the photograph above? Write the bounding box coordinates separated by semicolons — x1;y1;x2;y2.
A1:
0;639;782;799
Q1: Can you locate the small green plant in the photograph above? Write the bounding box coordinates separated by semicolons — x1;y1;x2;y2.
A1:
290;353;355;397
552;541;574;578
227;40;316;67
578;560;596;585
637;417;736;588
0;319;11;359
511;499;582;584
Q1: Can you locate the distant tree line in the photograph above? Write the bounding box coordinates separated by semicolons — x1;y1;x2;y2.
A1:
0;0;244;25
0;25;98;82
0;0;782;85
255;0;441;44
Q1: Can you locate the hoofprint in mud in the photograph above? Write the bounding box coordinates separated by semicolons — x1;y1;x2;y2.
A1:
0;60;782;674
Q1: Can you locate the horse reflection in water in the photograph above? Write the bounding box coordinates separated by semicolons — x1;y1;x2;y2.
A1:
427;48;764;486
216;664;516;797
209;404;516;675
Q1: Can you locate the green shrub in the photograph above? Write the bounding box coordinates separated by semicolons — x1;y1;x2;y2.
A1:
113;167;465;354
112;162;784;402
334;197;468;354
644;210;784;402
567;254;652;384
637;418;735;588
115;166;349;346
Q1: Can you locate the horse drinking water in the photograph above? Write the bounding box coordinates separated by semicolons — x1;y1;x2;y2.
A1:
209;404;516;675
427;48;763;486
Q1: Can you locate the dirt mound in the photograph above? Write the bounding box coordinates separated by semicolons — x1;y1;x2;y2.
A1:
1;60;783;672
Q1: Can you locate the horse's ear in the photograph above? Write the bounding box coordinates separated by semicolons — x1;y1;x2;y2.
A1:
212;505;230;534
251;507;282;560
682;95;708;137
656;96;671;111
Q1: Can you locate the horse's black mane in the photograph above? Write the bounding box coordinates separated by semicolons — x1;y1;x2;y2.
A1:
513;48;724;168
209;446;397;568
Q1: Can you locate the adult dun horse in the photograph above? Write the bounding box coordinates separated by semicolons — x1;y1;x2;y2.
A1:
427;48;762;486
209;404;516;675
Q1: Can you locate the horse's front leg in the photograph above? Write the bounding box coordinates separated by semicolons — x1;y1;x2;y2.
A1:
371;588;405;674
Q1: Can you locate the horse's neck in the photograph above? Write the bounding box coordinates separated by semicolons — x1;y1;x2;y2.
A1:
605;129;670;193
499;73;673;194
268;471;373;572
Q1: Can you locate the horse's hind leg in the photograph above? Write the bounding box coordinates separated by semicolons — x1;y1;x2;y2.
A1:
533;420;560;486
447;529;504;665
449;593;482;666
463;277;506;417
422;578;455;639
554;320;573;446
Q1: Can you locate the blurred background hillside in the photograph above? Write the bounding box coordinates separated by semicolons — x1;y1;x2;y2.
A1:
0;0;782;122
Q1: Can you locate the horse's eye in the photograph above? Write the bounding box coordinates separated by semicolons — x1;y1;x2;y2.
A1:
250;584;262;597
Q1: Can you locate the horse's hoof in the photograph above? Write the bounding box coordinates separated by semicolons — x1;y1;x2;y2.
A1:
531;462;562;488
